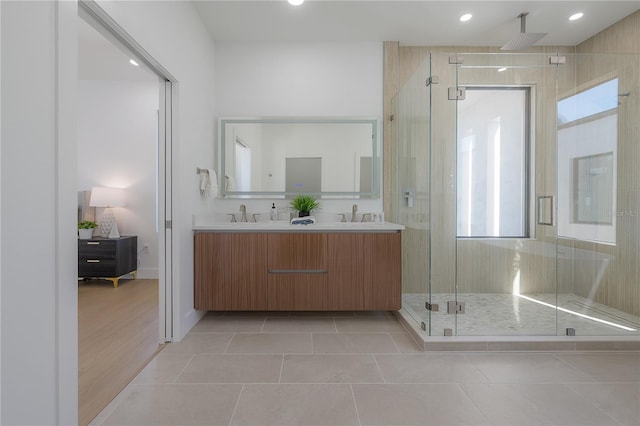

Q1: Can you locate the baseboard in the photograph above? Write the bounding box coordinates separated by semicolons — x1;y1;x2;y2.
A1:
132;268;158;279
177;308;206;342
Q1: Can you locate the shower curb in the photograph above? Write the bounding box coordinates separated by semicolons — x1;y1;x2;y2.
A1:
394;309;640;352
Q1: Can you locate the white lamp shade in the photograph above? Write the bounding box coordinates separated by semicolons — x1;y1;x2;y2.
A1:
89;187;126;208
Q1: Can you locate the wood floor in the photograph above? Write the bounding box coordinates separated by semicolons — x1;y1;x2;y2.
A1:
78;278;163;426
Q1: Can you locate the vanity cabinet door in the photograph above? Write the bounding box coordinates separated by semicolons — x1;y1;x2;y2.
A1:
364;232;401;310
327;233;365;310
195;233;228;310
194;233;267;310
267;233;328;310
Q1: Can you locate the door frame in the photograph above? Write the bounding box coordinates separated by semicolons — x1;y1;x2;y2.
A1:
79;0;176;342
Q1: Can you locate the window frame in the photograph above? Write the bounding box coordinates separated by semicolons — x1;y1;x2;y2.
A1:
456;85;533;239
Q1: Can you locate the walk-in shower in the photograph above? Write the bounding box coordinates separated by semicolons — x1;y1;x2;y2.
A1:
392;52;639;339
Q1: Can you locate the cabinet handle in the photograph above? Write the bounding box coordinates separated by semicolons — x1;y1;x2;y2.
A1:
87;242;100;245
86;260;101;263
268;269;328;274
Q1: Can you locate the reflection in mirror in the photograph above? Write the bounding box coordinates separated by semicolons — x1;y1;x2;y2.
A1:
219;118;378;199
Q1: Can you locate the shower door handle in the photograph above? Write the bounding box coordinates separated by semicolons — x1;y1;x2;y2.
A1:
537;196;554;226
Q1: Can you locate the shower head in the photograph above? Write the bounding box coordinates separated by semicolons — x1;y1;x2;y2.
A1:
501;12;547;51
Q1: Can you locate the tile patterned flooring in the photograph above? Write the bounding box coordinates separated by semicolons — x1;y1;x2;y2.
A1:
92;311;640;425
403;293;640;336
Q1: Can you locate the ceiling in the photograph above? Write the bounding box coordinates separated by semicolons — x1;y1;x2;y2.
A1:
78;1;640;81
193;0;640;46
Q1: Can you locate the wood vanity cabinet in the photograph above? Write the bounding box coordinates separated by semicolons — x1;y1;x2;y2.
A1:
328;233;401;310
194;230;401;311
267;233;328;311
194;232;267;310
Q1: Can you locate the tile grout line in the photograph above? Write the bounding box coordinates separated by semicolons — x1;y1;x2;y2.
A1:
260;316;267;334
222;333;235;354
228;383;245;426
371;353;386;384
172;354;196;383
278;353;285;383
349;383;363;426
454;382;491;424
388;332;402;353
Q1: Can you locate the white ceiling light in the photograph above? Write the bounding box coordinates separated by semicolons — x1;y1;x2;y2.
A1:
129;59;139;67
288;0;304;5
569;12;584;21
497;67;507;72
459;13;472;22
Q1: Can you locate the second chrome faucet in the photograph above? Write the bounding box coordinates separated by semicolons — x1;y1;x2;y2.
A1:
239;204;248;222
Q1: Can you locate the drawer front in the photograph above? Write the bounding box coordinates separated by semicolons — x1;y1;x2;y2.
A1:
78;259;116;277
78;240;116;258
267;233;327;270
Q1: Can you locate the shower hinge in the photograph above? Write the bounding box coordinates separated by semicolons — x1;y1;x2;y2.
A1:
549;56;566;65
447;301;465;314
448;55;464;64
448;87;466;100
566;328;576;336
421;321;427;331
165;220;172;229
425;302;439;312
425;76;439;86
444;328;453;336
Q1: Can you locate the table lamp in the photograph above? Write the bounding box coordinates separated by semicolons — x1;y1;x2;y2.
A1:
89;187;126;238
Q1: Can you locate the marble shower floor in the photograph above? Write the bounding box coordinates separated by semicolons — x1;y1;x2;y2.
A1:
403;293;640;336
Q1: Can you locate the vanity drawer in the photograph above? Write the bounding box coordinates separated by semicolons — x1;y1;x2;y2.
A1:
267;233;327;270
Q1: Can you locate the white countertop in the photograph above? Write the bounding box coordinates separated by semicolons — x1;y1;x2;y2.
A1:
193;220;404;232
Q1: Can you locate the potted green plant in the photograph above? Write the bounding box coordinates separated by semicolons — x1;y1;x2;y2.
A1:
78;220;97;240
290;194;319;217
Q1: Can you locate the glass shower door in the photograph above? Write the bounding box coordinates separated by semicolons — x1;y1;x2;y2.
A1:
555;53;640;337
452;53;560;335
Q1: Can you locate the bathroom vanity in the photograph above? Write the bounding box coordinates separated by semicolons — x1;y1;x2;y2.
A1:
193;222;402;311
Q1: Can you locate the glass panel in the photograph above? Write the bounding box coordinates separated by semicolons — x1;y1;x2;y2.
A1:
556;53;640;336
395;57;432;332
454;53;558;336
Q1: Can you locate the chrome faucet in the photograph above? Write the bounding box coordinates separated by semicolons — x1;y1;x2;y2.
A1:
239;204;248;222
351;204;358;222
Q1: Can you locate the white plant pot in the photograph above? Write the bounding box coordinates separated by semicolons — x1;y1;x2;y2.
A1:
78;228;94;240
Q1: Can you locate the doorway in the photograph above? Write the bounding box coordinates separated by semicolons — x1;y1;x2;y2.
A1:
77;2;176;423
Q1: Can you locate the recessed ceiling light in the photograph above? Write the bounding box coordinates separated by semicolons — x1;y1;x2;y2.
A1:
569;12;584;21
129;59;139;67
459;13;473;22
497;67;507;72
288;0;304;5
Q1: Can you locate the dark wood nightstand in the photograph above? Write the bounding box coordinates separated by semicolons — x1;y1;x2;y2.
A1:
78;236;137;287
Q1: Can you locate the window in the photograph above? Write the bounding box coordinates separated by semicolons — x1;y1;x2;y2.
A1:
557;78;618;244
457;87;531;238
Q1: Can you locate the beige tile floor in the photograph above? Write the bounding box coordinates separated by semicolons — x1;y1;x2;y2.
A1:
92;311;640;426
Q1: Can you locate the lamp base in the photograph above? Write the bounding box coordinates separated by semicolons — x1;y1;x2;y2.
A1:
108;221;120;238
98;208;120;238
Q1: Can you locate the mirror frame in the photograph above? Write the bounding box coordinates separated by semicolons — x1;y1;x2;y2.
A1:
218;117;379;199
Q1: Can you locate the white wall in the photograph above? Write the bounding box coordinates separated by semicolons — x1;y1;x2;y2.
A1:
77;80;160;278
212;41;384;216
95;0;217;340
1;1;78;424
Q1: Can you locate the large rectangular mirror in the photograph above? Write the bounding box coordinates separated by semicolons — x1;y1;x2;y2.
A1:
219;117;378;198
